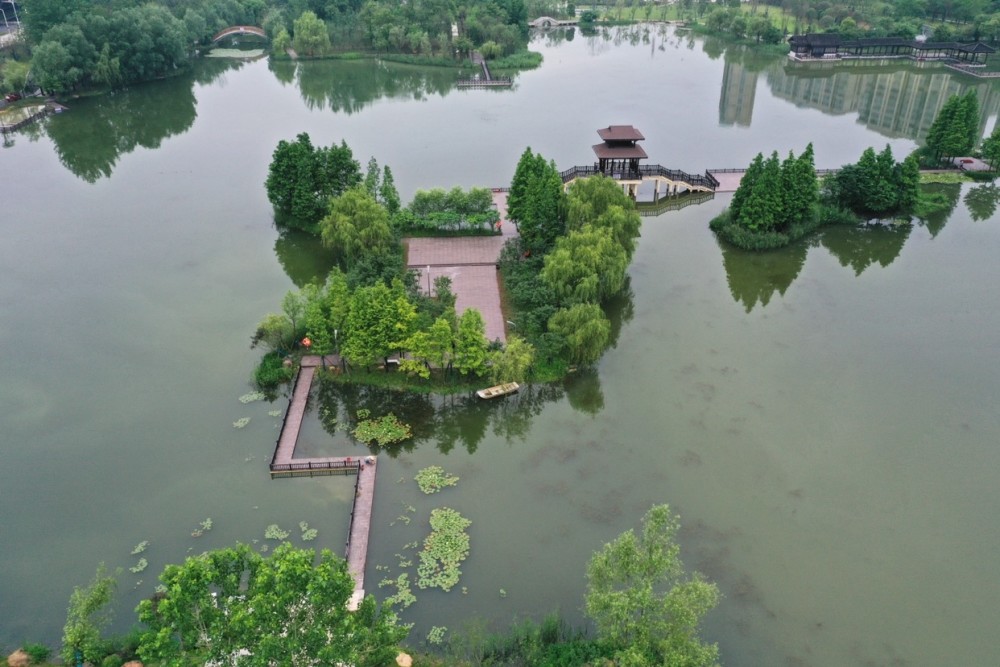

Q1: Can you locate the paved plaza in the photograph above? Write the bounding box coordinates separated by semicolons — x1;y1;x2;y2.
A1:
405;191;516;343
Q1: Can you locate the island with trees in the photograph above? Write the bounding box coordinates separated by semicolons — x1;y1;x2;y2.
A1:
711;89;996;252
252;135;643;395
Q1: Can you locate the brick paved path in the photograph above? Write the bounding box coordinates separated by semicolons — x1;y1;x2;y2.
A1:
405;191;516;344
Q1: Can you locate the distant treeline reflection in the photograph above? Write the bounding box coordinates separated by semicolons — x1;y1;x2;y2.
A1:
44;57;250;182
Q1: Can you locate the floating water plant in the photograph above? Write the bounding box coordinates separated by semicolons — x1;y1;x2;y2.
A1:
414;466;459;494
200;518;213;531
427;626;447;645
268;410;282;417
233;417;251;429
131;541;149;555
300;522;318;540
384;573;417;610
265;524;289;540
499;588;507;598
416;508;471;592
353;412;412;446
238;391;266;404
129;558;148;574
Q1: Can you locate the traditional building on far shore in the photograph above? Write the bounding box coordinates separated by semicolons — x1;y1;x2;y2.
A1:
788;33;995;67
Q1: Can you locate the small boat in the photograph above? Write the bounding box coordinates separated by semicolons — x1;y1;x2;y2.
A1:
476;382;520;399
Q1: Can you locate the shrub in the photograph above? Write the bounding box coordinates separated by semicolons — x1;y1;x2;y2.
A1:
21;643;51;664
254;351;296;389
101;655;123;667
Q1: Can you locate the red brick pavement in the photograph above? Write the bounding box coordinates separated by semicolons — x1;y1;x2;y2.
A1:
405;190;516;344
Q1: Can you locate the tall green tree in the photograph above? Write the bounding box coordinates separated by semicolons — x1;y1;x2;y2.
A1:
61;564;118;665
981;123;1000;169
320;187;395;261
548;303;611;366
293;10;331;56
266;133;325;225
136;544;405;666
508;148;566;251
379;166;401;214
343;283;399;368
266;134;362;230
454;308;489;376
926;92;977;161
586;505;720;667
729;152;764;224
736;151;783;232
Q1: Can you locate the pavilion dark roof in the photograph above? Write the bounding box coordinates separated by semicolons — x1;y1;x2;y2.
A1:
592;143;648;160
597;125;645;142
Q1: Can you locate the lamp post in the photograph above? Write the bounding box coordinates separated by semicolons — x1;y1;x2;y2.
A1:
426;265;432;295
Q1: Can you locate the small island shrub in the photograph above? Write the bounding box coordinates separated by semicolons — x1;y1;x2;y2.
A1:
21;643;51;664
254;351;296;389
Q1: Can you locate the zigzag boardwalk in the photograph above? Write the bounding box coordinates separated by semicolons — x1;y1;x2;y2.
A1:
269;355;377;610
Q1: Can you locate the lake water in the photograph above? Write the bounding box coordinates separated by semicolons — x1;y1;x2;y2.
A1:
2;25;999;666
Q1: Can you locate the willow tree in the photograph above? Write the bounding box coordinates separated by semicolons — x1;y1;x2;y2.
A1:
541;225;627;304
548;303;611;366
320;187;395;261
586;505;720;667
566;175;642;258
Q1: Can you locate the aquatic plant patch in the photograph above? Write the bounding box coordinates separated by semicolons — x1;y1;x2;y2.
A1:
238;391;266;404
131;541;149;555
265;524;290;540
353;412;412;446
416;508;471;592
414;466;459;494
381;573;417;610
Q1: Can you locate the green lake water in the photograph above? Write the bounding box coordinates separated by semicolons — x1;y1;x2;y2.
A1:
1;25;999;666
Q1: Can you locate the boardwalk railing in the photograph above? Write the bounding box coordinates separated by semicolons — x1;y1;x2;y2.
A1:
708;167;840;176
561;164;719;191
270;459;362;477
637;191;716;216
456;78;513;87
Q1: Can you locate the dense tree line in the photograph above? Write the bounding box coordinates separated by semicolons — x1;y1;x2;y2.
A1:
9;0;530;95
502;148;641;368
690;0;1000;46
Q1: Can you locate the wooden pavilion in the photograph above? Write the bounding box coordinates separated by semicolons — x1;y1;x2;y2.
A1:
593;125;647;179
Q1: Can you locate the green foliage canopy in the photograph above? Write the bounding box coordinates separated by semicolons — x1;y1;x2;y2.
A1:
586;505;720;667
136;543;405;666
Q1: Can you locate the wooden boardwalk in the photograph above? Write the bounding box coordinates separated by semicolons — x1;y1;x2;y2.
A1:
268;356;377;609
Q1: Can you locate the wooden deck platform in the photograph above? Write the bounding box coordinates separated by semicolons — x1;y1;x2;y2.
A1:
268;358;378;610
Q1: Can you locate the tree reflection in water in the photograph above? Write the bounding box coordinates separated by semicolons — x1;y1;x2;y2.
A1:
313;375;595;456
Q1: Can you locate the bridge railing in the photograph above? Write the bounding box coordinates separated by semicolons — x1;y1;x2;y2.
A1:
561;164;719;190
